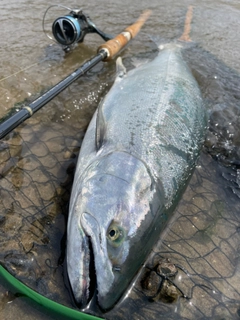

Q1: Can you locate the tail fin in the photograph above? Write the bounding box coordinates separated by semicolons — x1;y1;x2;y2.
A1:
150;5;195;51
178;5;194;42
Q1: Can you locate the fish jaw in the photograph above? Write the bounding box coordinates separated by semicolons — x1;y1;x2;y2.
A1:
67;209;92;306
80;212;115;304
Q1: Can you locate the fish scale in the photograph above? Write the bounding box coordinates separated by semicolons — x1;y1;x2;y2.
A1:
97;46;205;202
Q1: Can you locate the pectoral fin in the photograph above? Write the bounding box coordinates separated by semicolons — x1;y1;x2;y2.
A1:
95;98;106;151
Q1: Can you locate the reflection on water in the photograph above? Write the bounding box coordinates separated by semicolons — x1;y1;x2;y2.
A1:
0;0;240;319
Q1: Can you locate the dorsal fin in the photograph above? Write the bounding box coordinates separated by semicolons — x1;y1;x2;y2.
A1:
95;98;106;151
116;57;127;78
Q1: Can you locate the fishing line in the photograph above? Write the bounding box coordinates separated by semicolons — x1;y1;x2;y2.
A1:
0;61;44;83
42;4;74;42
0;5;75;83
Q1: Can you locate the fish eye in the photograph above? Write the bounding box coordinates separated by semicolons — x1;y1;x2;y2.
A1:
107;223;125;247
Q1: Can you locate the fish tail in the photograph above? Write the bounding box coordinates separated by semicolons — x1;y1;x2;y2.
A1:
150;5;196;51
178;5;194;42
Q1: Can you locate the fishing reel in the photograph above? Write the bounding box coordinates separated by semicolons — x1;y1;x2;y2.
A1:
43;5;113;52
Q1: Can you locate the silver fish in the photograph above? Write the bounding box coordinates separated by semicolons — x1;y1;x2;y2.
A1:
67;43;206;310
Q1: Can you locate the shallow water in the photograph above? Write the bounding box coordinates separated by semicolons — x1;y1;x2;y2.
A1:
0;0;240;319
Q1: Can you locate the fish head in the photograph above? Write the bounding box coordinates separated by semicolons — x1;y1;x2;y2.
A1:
67;152;164;310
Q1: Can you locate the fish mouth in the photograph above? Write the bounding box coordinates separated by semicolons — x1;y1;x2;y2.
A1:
67;210;96;308
67;211;117;310
81;237;119;311
80;211;116;310
85;237;97;305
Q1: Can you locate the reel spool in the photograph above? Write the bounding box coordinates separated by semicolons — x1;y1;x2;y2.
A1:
43;5;113;52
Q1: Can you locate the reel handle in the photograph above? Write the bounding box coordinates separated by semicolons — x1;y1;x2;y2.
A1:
98;10;152;61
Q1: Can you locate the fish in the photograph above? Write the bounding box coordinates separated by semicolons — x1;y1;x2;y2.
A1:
66;42;206;311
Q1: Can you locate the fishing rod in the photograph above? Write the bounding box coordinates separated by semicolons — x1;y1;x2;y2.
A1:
0;9;151;140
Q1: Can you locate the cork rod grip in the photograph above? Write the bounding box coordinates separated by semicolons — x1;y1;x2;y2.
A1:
98;10;152;61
